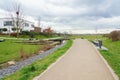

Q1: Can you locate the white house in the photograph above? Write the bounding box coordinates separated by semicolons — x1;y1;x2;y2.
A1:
0;18;34;33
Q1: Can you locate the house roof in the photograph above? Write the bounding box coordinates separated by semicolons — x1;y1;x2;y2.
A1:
0;18;34;24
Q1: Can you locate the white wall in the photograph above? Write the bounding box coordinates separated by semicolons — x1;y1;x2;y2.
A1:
0;18;34;33
0;18;12;33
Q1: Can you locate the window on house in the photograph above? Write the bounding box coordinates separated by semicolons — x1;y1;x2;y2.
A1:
24;23;29;27
31;24;34;27
0;28;2;33
4;21;13;26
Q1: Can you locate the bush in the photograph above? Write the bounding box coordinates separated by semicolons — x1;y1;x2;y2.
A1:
20;31;40;38
109;30;120;41
103;34;109;37
21;31;30;35
10;33;17;37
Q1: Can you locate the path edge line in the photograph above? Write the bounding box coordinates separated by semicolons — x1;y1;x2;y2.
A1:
33;40;73;80
86;39;119;80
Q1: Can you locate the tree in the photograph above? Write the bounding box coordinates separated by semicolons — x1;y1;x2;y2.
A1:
7;1;24;38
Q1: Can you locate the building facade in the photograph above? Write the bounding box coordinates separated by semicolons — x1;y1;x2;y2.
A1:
0;18;34;33
43;27;53;33
34;27;41;33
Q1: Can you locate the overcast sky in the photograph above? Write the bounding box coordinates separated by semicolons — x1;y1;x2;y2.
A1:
0;0;120;33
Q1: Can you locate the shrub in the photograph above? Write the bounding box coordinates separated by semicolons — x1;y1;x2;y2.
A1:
109;30;120;41
19;46;30;60
21;31;30;35
10;33;17;37
103;34;109;37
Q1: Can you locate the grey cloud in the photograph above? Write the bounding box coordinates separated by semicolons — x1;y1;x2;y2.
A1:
74;0;105;6
0;0;120;30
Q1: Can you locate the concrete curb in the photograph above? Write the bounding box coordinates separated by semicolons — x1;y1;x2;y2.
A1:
87;40;119;80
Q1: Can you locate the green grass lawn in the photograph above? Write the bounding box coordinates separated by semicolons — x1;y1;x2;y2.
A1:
0;40;43;64
71;34;105;41
100;39;120;78
2;40;72;80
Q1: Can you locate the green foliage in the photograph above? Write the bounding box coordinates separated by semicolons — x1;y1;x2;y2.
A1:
20;31;31;35
3;40;72;80
103;34;109;37
19;31;57;39
0;30;62;39
100;39;120;78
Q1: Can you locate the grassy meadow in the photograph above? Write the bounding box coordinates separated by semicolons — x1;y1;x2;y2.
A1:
2;40;72;80
1;34;120;79
0;40;43;64
100;39;120;78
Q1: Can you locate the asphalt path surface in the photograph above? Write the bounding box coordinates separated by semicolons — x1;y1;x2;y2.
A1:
33;39;116;80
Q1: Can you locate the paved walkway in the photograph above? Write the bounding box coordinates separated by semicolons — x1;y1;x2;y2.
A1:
33;39;116;80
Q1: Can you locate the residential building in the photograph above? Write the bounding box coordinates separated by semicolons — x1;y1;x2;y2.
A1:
34;27;41;33
0;18;34;33
43;27;53;33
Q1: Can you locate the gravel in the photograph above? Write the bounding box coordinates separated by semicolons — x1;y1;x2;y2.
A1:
0;42;66;79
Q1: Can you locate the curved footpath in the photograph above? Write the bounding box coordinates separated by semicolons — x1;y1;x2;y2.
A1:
33;39;118;80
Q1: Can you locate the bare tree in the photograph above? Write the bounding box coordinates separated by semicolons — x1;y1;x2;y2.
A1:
6;1;24;38
37;16;41;28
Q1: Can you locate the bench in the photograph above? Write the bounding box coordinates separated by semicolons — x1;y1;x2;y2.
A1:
92;40;102;48
92;40;99;46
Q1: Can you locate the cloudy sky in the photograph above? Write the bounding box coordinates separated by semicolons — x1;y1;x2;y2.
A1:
0;0;120;33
